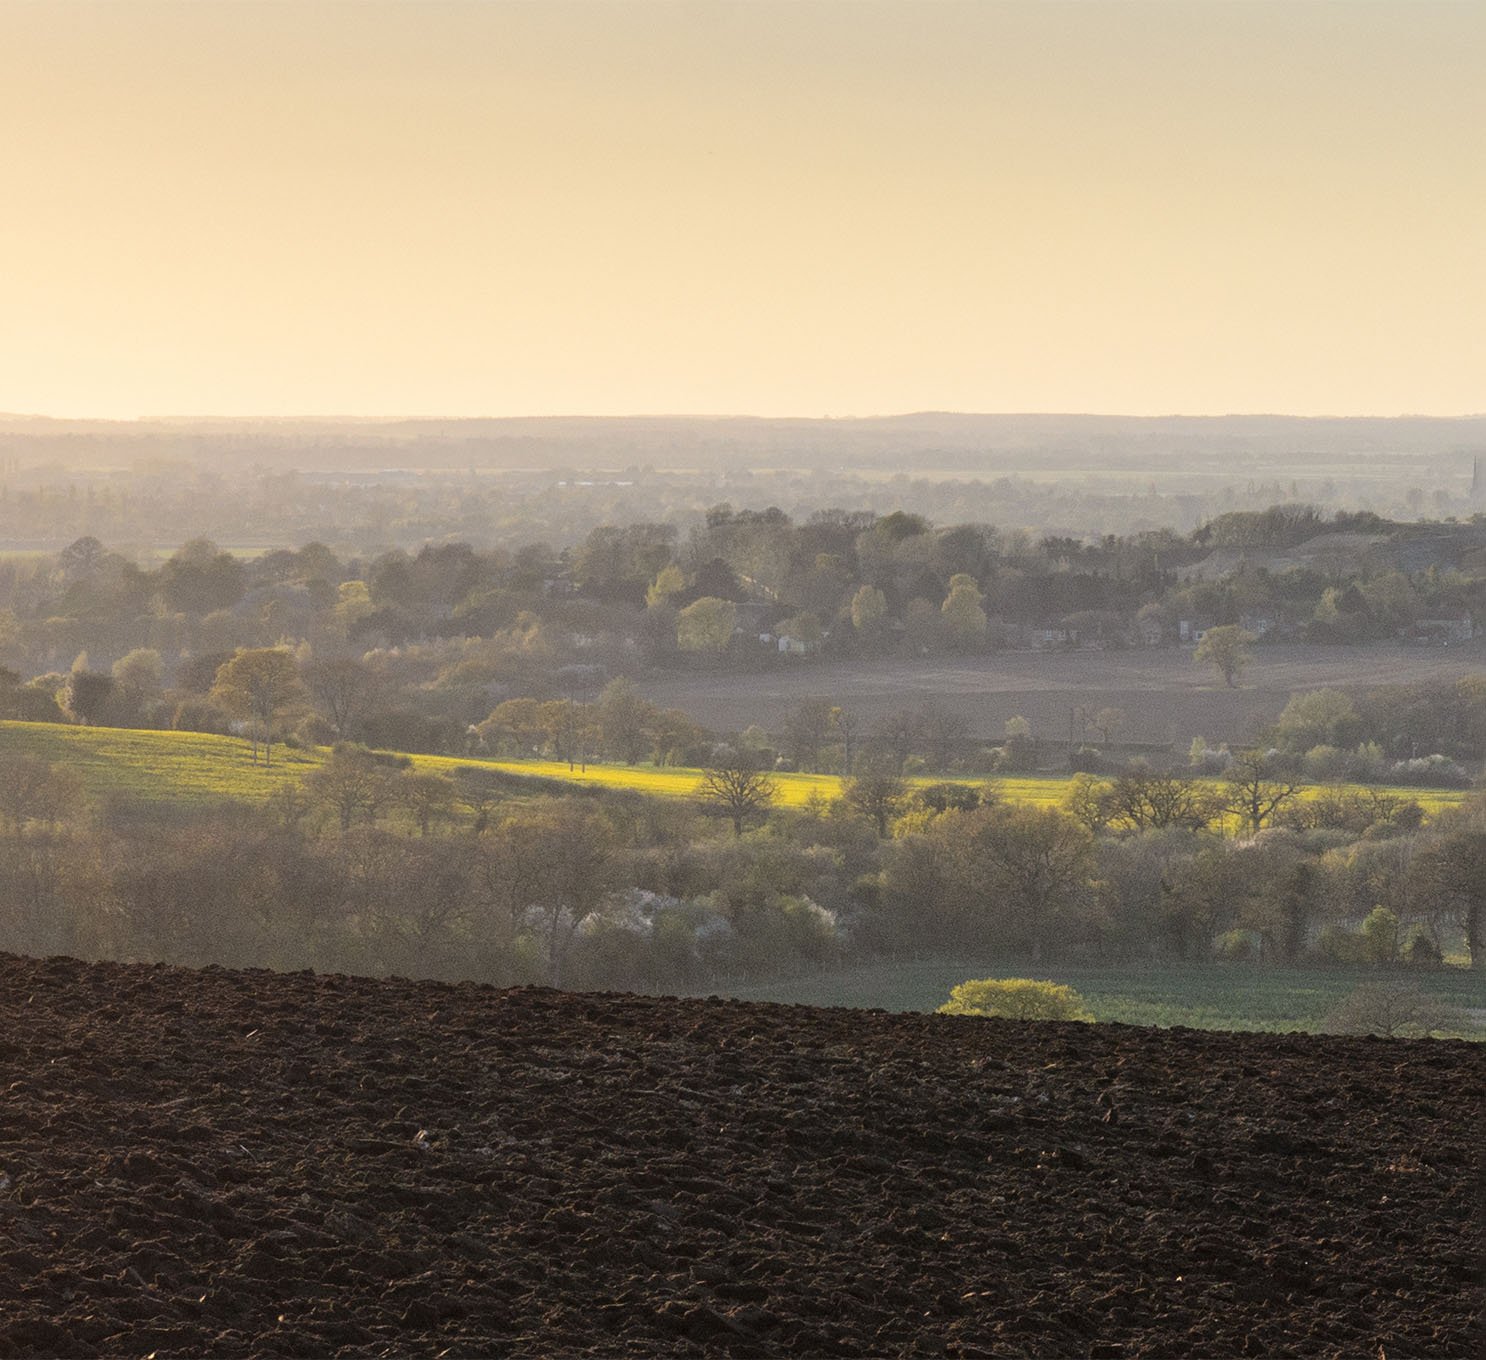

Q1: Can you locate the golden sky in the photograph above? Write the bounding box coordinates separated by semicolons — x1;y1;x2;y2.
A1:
2;0;1482;419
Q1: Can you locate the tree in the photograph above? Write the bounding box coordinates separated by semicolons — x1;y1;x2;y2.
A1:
487;801;626;985
780;697;835;772
676;596;736;653
0;755;82;835
479;696;548;755
303;654;380;741
695;759;777;837
211;648;305;765
597;677;655;764
1090;707;1125;748
962;805;1094;961
112;648;164;701
1195;625;1254;688
831;706;863;774
397;771;459;836
1224;748;1303;835
870;709;919;772
849;584;888;637
1322;980;1474;1038
940;574;988;649
304;745;394;831
645;562;687;609
844;766;908;838
1104;768;1220;833
1360;905;1401;966
1410;827;1486;970
159;538;245;615
59;667;116;726
938;978;1092;1022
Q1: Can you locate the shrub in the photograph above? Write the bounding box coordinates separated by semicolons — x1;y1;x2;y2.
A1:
1402;926;1442;969
1215;929;1256;962
1321;980;1475;1038
938;977;1093;1022
1315;923;1368;966
1360;905;1401;966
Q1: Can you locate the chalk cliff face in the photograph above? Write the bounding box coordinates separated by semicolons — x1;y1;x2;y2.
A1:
0;951;1479;1358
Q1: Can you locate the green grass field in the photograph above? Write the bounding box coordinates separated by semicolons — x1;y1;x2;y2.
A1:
0;720;1473;820
704;958;1486;1036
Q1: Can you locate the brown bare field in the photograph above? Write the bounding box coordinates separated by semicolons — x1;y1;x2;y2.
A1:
2;952;1481;1358
639;641;1486;746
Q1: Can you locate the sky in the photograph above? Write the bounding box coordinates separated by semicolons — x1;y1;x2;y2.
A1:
1;0;1482;420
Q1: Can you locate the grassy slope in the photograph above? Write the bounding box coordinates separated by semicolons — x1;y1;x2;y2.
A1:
706;959;1486;1035
0;720;1472;817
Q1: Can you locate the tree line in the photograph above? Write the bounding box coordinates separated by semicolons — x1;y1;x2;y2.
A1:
2;739;1480;998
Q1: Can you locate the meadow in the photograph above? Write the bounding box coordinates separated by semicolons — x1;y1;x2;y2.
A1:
0;720;1471;819
706;958;1486;1036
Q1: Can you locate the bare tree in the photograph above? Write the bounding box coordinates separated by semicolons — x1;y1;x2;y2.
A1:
1105;767;1221;832
397;771;459;836
0;755;82;835
303;653;380;741
695;758;777;837
1224;748;1303;835
844;767;908;838
1322;980;1473;1038
304;745;395;831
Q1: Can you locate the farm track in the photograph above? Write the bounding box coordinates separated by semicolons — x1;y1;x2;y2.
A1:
0;952;1481;1358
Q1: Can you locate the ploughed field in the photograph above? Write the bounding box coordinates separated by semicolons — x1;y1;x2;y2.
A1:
1;954;1481;1359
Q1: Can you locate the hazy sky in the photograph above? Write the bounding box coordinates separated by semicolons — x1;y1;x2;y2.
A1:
2;1;1482;419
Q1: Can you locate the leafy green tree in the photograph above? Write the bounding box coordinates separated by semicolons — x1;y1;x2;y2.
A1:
59;667;116;726
1360;905;1401;966
849;584;888;635
645;562;686;609
1195;624;1254;688
210;647;305;765
111;648;164;701
938;978;1092;1021
160;538;246;615
676;596;737;653
1268;688;1361;754
940;574;988;648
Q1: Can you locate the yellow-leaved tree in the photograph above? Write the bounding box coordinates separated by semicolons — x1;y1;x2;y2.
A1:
938;978;1093;1022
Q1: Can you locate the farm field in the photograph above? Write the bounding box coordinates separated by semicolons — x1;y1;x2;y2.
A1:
637;640;1486;747
2;952;1479;1359
707;959;1486;1037
0;720;1473;818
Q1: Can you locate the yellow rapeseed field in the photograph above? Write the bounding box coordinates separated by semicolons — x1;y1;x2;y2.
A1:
0;720;1470;819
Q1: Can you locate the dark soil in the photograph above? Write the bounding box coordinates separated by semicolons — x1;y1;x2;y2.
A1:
0;953;1480;1358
